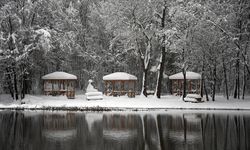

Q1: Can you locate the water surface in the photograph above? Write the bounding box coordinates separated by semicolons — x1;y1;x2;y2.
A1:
0;110;249;150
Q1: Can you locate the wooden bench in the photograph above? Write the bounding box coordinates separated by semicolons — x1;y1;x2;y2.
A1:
184;94;203;103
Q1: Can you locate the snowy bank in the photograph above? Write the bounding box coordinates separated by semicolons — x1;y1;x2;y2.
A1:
0;94;250;111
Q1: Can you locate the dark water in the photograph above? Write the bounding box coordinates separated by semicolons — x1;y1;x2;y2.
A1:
0;110;250;150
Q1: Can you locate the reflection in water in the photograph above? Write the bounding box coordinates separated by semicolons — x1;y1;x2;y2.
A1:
42;113;77;142
0;111;250;150
103;114;144;150
43;129;77;141
158;114;203;150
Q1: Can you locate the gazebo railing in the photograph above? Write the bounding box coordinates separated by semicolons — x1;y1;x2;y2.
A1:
104;80;136;98
43;79;76;99
106;90;135;97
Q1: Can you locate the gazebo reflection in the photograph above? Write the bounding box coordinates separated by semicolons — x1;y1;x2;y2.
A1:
42;113;77;142
102;114;144;149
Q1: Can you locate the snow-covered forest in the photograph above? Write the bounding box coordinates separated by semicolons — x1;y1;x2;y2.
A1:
0;0;249;100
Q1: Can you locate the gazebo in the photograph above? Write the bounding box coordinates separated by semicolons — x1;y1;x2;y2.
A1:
169;71;201;96
103;72;137;97
42;71;77;99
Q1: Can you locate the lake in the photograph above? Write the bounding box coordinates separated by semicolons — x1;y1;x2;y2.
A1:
0;110;249;150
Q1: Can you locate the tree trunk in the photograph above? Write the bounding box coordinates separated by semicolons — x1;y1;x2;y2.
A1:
204;79;209;101
141;69;148;97
133;10;152;98
234;52;240;99
182;69;187;101
6;68;14;99
21;73;27;99
155;46;166;98
136;38;151;97
212;63;216;101
242;35;248;100
6;16;16;100
242;66;246;100
234;76;238;99
237;62;240;99
182;46;187;101
222;58;229;100
201;59;205;98
201;76;204;97
13;68;19;100
155;5;167;99
234;0;244;99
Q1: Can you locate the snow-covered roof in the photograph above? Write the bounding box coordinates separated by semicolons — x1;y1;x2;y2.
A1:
42;71;77;80
169;71;201;80
103;72;137;81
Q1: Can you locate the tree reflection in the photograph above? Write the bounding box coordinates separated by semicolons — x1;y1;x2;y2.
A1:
0;111;249;150
157;113;203;150
144;115;161;150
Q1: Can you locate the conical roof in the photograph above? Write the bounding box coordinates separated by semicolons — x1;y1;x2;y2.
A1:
42;71;77;80
169;71;201;80
103;72;137;81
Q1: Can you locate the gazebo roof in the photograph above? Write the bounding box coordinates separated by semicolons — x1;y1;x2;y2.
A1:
103;72;137;81
42;71;77;80
169;71;201;80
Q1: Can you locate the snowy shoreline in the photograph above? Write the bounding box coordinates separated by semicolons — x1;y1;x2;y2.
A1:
1;107;250;112
0;94;250;111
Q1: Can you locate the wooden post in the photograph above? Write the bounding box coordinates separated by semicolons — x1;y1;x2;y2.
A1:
195;80;198;94
104;81;107;95
135;80;136;96
174;80;176;94
66;80;68;96
73;80;75;98
170;80;173;95
178;80;180;95
189;80;192;94
176;80;178;95
175;80;177;94
66;80;68;98
180;80;183;96
121;81;124;95
52;80;54;92
199;79;202;94
174;80;176;95
120;80;122;96
134;80;136;94
44;81;46;95
112;81;114;96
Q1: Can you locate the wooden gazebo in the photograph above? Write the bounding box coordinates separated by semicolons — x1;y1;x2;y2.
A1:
42;71;77;99
169;71;201;96
103;72;137;97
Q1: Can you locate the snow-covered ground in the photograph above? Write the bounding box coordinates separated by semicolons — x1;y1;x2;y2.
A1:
0;94;250;111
